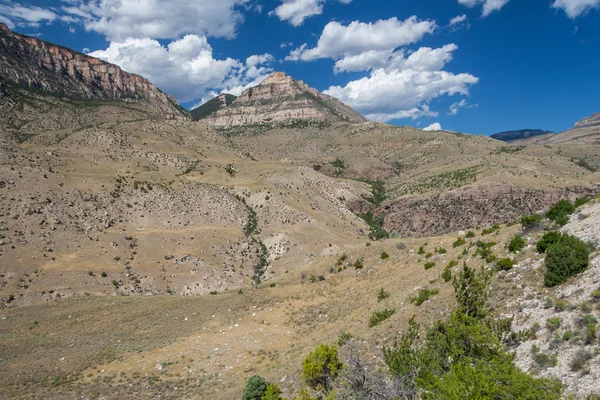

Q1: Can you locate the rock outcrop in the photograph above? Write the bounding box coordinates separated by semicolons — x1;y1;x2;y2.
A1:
0;23;188;120
371;184;599;237
574;112;600;129
203;72;367;126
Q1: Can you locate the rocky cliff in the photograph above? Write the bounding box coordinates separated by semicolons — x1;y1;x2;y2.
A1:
0;23;188;120
203;72;367;127
574;112;600;129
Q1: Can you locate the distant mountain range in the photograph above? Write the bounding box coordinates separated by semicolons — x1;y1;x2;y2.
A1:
491;129;555;143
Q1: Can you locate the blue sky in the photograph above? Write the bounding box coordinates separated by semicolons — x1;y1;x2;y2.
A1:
1;0;599;135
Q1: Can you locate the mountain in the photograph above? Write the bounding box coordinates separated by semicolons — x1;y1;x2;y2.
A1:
491;129;555;143
190;93;237;120
203;72;367;126
532;111;600;145
0;23;188;120
574;112;600;129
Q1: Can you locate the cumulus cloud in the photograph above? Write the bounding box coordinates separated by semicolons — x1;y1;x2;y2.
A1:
552;0;600;18
286;16;435;61
423;122;442;131
270;0;353;26
0;2;57;28
89;36;274;103
270;0;324;26
458;0;510;17
58;0;250;41
332;44;458;73
325;68;478;122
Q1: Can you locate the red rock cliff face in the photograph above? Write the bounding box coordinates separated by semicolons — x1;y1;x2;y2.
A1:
0;23;188;120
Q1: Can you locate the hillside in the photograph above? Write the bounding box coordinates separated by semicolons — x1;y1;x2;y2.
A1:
2;25;600;400
203;72;367;126
190;93;237;120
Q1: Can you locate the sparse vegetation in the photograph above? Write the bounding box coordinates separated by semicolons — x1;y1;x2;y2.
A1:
409;288;439;306
369;308;396;327
453;237;466;248
508;235;526;252
377;288;391;302
424;261;436;270
497;258;515;271
521;214;543;229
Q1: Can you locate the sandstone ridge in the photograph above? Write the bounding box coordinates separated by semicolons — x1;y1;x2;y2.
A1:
0;23;188;120
203;71;367;126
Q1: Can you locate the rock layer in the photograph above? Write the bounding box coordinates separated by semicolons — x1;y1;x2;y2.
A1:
204;72;367;126
0;23;187;120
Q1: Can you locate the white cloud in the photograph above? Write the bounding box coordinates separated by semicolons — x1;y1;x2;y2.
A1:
270;0;324;26
325;68;478;122
458;0;510;17
270;0;353;26
332;44;458;73
89;35;274;103
423;122;442;131
58;0;250;41
449;14;468;25
448;99;476;115
552;0;600;18
286;16;435;61
0;2;57;28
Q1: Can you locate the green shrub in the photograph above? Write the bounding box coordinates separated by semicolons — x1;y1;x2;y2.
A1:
474;241;497;263
547;199;575;226
532;352;558;369
442;267;453;282
447;260;459;268
436;247;447;254
369;308;396;327
100;272;108;278
425;252;433;258
465;231;476;238
377;288;391;302
482;224;501;235
243;375;268;400
521;214;542;229
353;259;364;269
301;344;342;394
424;261;436;270
410;289;439;306
546;317;562;332
537;231;562;253
508;235;526;252
570;349;593;372
544;233;590;287
497;258;515;271
575;197;591;207
313;164;322;171
261;383;283;400
380;251;389;260
418;246;426;255
453;237;466;248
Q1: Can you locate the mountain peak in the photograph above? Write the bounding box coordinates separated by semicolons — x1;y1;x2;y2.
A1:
261;71;291;85
202;72;367;127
